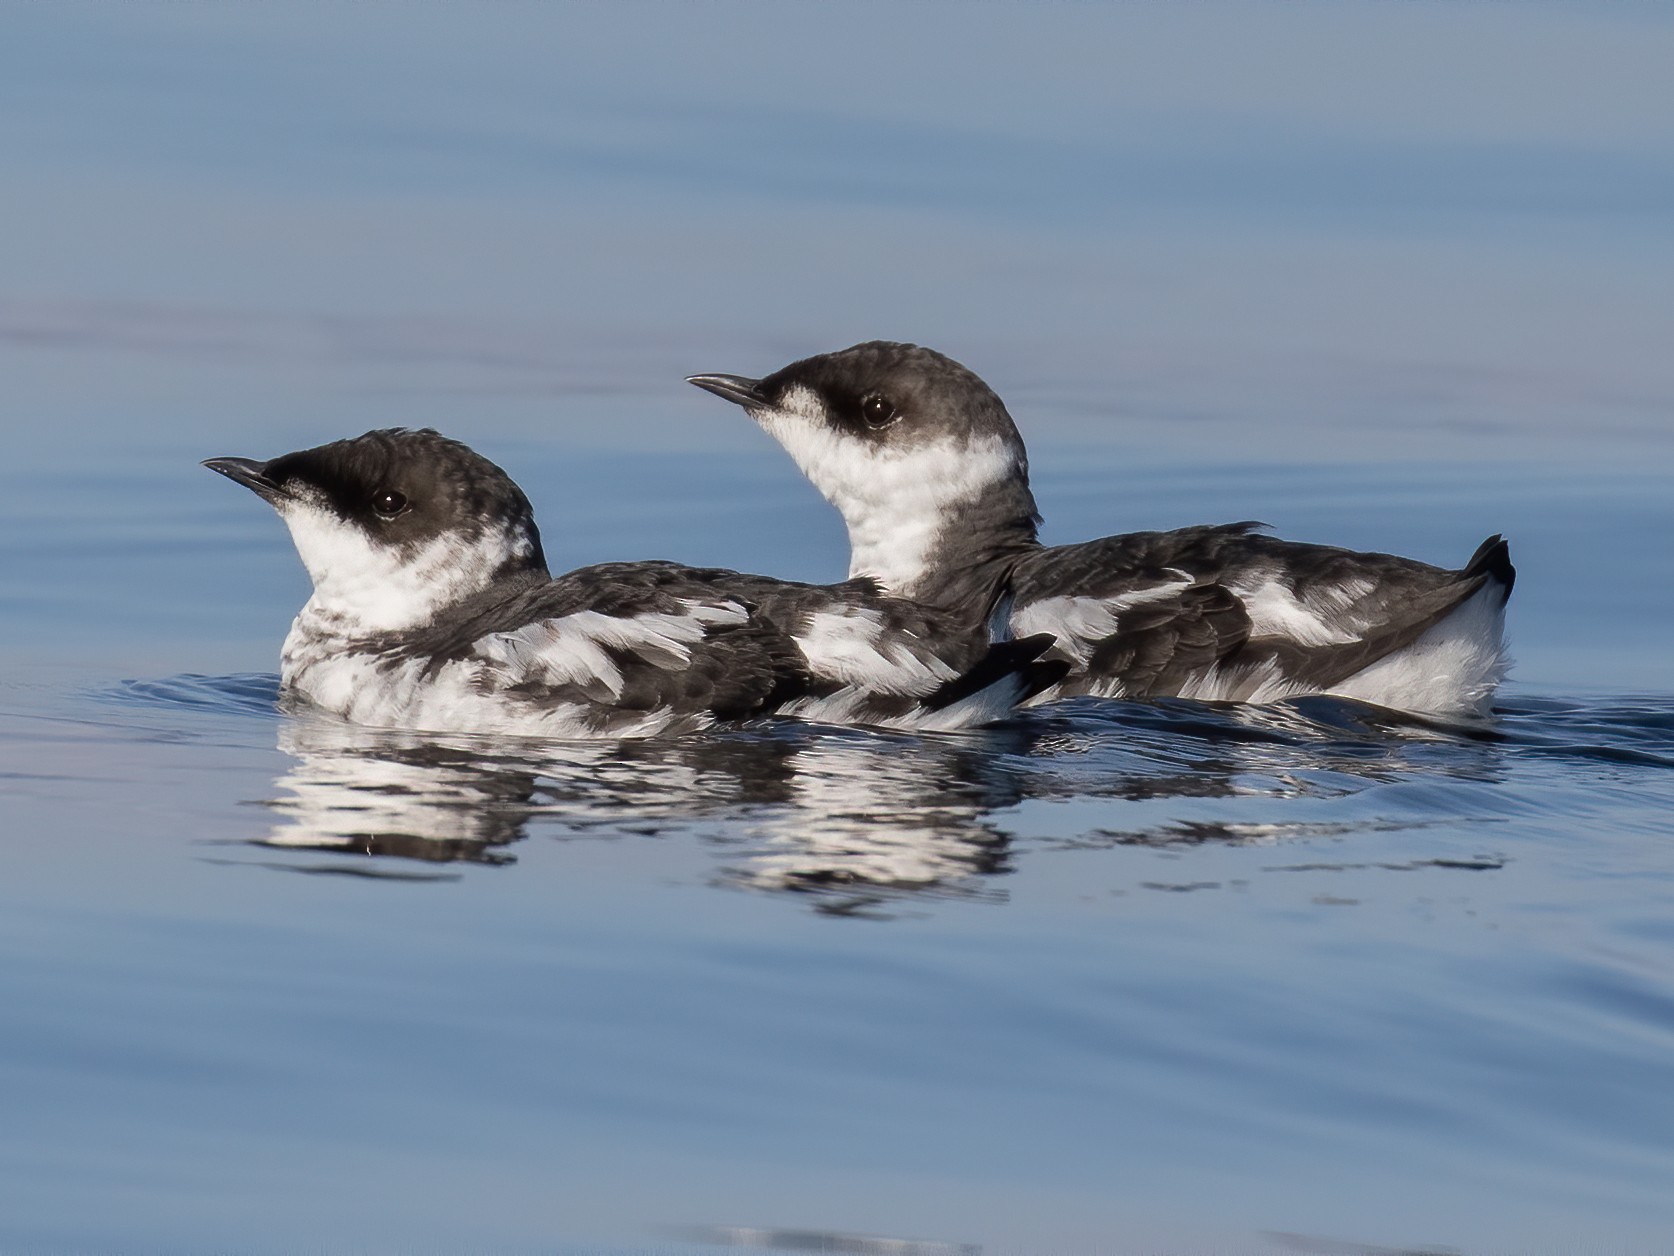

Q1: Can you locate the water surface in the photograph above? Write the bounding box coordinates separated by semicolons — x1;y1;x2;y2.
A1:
2;5;1673;1255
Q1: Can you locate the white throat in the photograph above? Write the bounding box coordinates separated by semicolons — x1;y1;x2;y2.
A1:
756;386;1023;596
277;498;530;638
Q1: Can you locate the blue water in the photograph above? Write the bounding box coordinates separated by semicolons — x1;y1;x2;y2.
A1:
3;6;1673;1255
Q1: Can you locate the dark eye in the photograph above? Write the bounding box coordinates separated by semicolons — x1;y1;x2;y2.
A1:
861;394;897;428
372;490;408;517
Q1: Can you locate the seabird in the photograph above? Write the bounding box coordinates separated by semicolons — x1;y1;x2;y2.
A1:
689;342;1515;717
204;427;1063;738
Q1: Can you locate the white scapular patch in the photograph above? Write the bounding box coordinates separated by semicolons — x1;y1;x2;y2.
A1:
777;630;1030;731
1228;569;1371;647
1011;578;1194;667
782;604;1028;732
753;383;1025;595
278;495;534;635
473;601;749;698
1326;583;1510;717
793;608;958;694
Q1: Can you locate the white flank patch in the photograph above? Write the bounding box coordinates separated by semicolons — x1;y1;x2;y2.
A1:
776;668;1025;733
1327;584;1510;717
909;669;1029;732
1171;584;1509;714
284;650;707;738
280;598;751;740
1173;657;1295;705
793;607;957;695
754;383;1024;596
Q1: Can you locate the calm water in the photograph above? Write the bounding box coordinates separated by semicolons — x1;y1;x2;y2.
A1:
3;6;1673;1255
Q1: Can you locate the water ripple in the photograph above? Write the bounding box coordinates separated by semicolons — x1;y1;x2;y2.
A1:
106;672;281;718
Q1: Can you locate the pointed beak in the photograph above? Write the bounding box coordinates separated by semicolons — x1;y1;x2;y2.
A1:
686;373;769;410
202;456;284;504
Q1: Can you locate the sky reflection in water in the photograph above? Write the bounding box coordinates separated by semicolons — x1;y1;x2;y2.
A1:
2;4;1674;1255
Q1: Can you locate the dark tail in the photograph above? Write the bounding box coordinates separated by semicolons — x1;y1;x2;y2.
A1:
1463;534;1516;604
924;633;1068;712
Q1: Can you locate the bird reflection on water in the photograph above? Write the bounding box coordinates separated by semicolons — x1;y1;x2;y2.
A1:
247;692;1510;913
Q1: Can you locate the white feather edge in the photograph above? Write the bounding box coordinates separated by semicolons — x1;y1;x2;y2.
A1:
1014;580;1509;717
284;597;1023;738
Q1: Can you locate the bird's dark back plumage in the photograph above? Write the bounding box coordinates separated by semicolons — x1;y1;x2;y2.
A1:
212;427;1053;736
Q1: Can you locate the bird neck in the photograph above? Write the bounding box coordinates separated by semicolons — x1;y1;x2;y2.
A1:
846;474;1040;613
